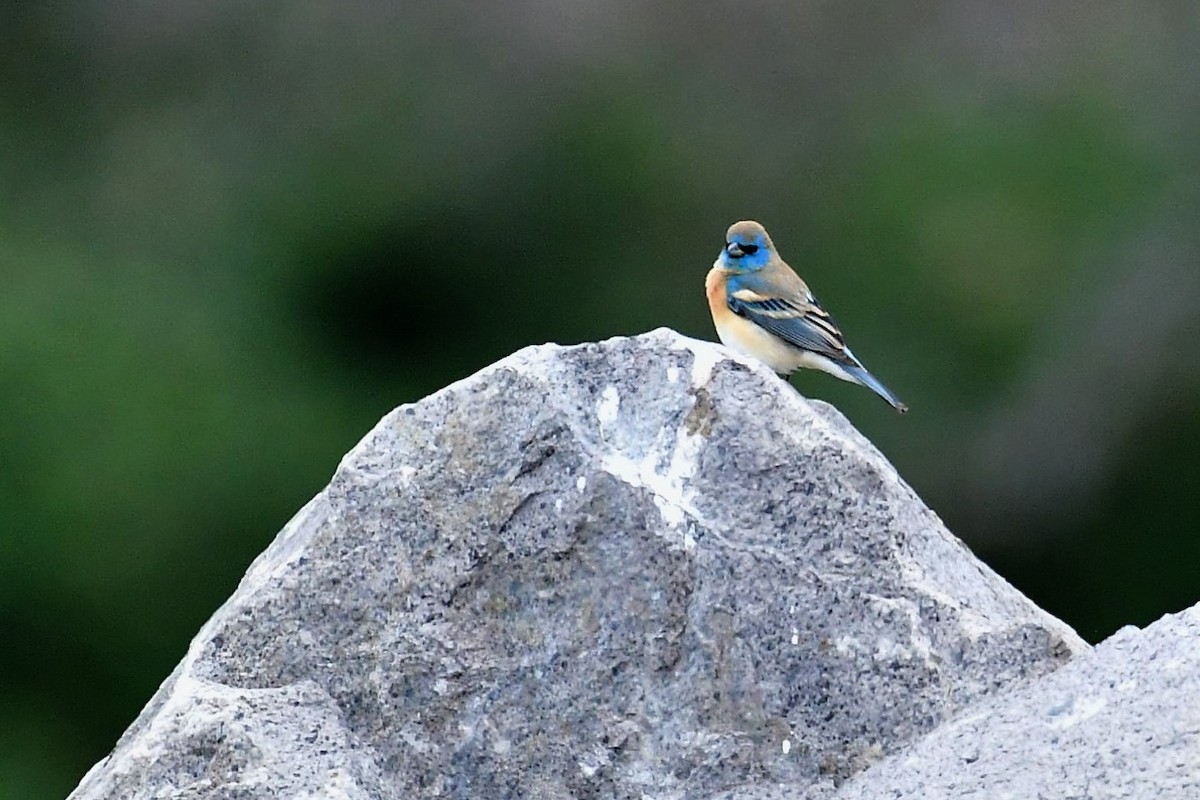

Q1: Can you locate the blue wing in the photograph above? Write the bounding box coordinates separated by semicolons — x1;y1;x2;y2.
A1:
725;272;908;412
725;275;852;365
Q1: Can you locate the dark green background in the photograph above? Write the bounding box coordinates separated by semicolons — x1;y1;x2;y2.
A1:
3;2;1198;797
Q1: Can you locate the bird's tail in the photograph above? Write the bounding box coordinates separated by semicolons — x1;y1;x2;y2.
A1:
842;360;908;413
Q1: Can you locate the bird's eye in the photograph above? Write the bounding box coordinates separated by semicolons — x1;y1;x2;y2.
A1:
741;243;759;255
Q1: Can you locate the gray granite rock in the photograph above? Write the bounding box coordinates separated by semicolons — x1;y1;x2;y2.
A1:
831;603;1200;800
69;328;1085;800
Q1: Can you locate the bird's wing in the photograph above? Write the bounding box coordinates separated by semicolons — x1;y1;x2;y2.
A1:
726;272;852;364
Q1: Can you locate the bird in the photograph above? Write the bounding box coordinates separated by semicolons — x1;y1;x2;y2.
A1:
705;220;908;413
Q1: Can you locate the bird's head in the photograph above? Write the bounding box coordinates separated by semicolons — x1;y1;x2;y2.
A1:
718;220;774;271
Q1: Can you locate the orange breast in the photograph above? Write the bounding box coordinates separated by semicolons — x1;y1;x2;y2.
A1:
705;267;729;317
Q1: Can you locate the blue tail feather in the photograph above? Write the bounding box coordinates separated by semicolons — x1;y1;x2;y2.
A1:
842;362;908;413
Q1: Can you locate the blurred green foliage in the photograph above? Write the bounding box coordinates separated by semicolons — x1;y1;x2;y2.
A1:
2;2;1197;797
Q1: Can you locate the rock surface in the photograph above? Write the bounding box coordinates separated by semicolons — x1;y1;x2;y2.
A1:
833;603;1200;800
70;328;1087;800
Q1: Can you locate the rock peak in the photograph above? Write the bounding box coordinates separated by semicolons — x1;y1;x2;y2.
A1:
71;329;1087;800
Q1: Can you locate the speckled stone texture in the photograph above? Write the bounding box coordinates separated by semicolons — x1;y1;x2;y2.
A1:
831;603;1200;800
70;328;1086;800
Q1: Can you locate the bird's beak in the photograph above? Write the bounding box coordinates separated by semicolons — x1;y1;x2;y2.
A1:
725;242;744;259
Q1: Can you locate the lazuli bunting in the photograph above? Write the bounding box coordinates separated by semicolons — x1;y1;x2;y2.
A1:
706;220;908;413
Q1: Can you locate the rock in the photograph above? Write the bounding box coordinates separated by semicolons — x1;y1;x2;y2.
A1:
69;328;1085;800
831;603;1200;800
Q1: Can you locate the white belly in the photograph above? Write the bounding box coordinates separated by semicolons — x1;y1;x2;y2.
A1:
714;313;857;383
713;313;805;373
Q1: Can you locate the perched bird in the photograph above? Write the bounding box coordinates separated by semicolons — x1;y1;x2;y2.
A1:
706;220;907;412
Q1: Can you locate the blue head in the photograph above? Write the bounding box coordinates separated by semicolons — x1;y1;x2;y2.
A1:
717;220;774;272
